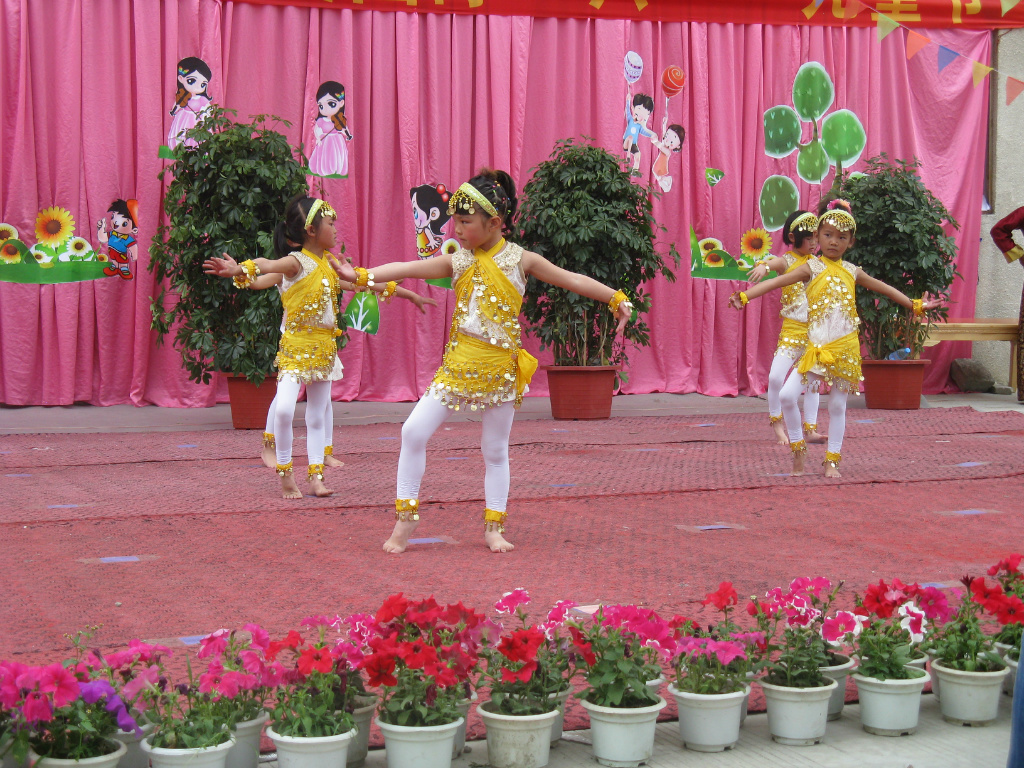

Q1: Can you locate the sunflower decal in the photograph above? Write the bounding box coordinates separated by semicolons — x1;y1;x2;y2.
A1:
66;237;93;260
740;228;773;260
0;241;22;264
0;223;18;243
698;237;723;256
703;250;727;268
35;207;75;248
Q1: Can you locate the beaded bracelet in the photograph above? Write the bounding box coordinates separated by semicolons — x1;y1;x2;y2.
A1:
382;281;398;303
353;267;375;291
608;290;628;313
911;298;924;317
232;259;260;289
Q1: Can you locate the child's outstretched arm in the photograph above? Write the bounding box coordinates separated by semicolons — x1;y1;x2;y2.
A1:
746;255;791;283
333;254;453;285
203;252;302;279
856;272;941;313
729;263;811;309
521;250;632;333
395;287;438;313
248;273;284;291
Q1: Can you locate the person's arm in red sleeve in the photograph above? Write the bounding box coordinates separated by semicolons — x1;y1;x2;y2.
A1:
990;206;1024;264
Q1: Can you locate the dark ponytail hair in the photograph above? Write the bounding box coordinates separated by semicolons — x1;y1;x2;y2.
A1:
782;209;813;248
273;194;321;258
460;168;518;233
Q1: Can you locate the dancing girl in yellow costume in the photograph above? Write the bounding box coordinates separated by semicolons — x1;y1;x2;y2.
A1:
334;169;633;554
730;200;939;478
746;209;826;446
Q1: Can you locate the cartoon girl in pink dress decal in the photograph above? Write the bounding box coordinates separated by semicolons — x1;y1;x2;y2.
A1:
167;57;212;150
309;81;353;178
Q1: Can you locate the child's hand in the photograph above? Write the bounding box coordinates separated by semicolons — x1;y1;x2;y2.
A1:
921;292;943;311
728;292;746;310
615;300;632;334
746;264;768;283
332;258;358;283
410;293;438;314
203;253;241;277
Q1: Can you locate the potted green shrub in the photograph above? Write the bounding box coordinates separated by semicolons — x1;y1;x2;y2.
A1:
149;106;308;428
838;155;959;409
514;137;678;419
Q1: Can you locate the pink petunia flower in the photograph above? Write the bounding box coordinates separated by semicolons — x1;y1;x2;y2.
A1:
21;691;53;722
821;611;864;646
121;664;160;708
39;663;80;708
243;623;270;651
898;602;927;643
495;589;530;614
547;600;578;625
707;640;747;667
197;629;230;659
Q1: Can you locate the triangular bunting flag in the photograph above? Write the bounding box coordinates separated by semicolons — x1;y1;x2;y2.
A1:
802;0;821;19
844;0;865;19
937;46;959;73
877;14;899;42
1001;0;1021;16
906;30;930;59
815;0;826;6
1007;77;1024;105
972;61;994;87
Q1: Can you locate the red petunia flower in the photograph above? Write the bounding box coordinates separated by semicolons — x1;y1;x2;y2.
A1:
992;594;1024;625
297;646;334;676
406;597;444;629
362;654;397;687
376;593;410;625
399;640;439;670
969;577;1003;606
501;660;538;684
988;554;1023;576
568;626;596;666
497;628;545;664
702;582;739;611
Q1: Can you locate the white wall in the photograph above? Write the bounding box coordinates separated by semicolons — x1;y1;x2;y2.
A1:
975;29;1024;386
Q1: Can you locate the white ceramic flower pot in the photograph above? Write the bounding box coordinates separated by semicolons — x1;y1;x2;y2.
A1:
266;725;356;768
644;675;665;698
905;652;927;672
452;691;477;758
141;735;236;768
112;722;154;768
579;696;666;768
819;653;855;721
548;687;572;745
758;678;837;746
226;711;269;768
667;683;746;753
348;695;378;767
932;660;1011;726
478;701;559;768
1005;655;1018;698
375;716;462;768
852;669;930;736
741;671;755;725
28;740;126;768
926;651;941;701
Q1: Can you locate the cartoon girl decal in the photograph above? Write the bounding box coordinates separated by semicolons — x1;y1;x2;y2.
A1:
309;81;353;178
410;183;452;258
167;57;213;150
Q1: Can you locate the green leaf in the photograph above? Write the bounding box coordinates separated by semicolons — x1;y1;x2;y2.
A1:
792;62;835;122
763;106;801;159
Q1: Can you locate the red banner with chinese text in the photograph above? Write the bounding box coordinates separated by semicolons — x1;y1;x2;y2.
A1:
228;0;1024;30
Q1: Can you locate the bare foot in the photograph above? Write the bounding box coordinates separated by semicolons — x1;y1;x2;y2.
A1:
383;520;419;554
807;429;828;444
771;419;789;445
262;442;276;469
790;451;806;477
485;529;515;553
824;464;842;478
324;455;345;468
280;473;302;500
308;476;334;497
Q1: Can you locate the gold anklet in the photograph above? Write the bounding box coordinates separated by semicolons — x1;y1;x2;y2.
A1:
803;422;817;433
484;508;508;534
822;451;841;468
276;461;293;477
308;463;325;481
324;445;333;456
395;499;419;522
790;439;807;455
263;432;275;449
769;414;783;424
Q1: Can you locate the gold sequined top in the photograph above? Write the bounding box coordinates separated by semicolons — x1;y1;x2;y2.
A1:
779;251;812;323
805;256;860;348
449;241;526;348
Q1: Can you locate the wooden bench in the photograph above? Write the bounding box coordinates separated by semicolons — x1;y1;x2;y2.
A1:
923;317;1019;390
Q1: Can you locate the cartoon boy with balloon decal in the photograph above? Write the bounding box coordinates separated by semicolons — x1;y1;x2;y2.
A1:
652;65;685;192
621;52;685;189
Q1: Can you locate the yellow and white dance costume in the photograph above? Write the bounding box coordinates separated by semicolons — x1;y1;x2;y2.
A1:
394;237;538;533
271;248;345;481
779;245;863;469
766;248;820;435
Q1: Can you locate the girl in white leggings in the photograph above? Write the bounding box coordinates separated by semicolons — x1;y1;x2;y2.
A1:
334;169;633;553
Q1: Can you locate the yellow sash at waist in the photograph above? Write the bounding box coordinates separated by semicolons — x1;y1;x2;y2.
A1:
432;333;538;409
777;318;808;351
797;331;861;380
275;326;340;380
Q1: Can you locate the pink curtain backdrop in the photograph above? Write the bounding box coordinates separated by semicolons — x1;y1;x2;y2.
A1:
0;0;988;406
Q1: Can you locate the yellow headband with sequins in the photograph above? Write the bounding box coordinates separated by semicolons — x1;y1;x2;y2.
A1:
447;183;499;218
818;209;856;234
791;212;818;233
304;199;337;229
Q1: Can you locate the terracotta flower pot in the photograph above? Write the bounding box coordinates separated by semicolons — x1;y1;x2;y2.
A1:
542;365;618;420
860;359;929;410
225;374;278;430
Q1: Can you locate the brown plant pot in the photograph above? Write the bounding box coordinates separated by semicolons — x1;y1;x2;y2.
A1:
542;365;618;420
225;373;278;430
860;359;930;410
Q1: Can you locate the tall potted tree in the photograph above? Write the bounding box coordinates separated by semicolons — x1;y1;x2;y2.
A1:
514;137;678;419
150;106;309;428
838;156;959;409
